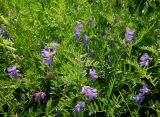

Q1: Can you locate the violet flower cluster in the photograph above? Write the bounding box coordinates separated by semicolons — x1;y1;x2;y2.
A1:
75;21;83;41
133;85;150;103
31;92;46;101
139;53;153;66
1;28;10;39
41;41;59;65
74;102;86;113
89;68;98;82
84;35;90;52
124;27;136;43
7;66;21;79
74;86;97;113
80;86;97;100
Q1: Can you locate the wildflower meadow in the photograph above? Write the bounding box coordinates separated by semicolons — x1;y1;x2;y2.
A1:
0;0;160;116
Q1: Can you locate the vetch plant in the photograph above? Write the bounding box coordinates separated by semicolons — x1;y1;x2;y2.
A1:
139;53;153;66
7;66;21;79
41;46;57;65
1;28;10;39
84;35;90;52
1;0;160;116
80;86;97;100
75;21;83;41
124;27;136;43
89;68;98;82
133;85;150;103
74;102;86;113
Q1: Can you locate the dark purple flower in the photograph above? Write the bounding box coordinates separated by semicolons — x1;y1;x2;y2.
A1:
140;53;152;66
74;102;86;113
80;86;97;100
124;28;136;43
75;21;83;41
7;66;21;79
32;92;46;100
1;28;10;39
133;93;145;103
140;85;150;94
89;68;98;82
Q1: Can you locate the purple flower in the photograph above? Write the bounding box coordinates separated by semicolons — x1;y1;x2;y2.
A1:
133;93;145;103
84;35;90;52
139;53;152;66
140;53;152;61
124;28;136;43
84;35;90;46
80;86;97;100
140;85;150;94
43;58;53;65
7;66;21;79
133;85;150;103
75;21;83;41
42;46;57;58
1;28;10;39
41;46;57;65
139;61;149;66
42;46;52;57
89;68;98;82
74;102;86;113
32;92;46;100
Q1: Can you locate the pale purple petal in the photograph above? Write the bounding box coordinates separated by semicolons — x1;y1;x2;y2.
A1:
7;66;21;79
75;21;83;41
43;58;53;65
140;85;150;94
74;102;86;113
124;27;136;43
89;68;98;82
80;86;97;100
7;66;16;72
133;93;145;103
139;53;152;66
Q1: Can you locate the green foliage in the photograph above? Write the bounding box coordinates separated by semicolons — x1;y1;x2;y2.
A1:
0;0;160;116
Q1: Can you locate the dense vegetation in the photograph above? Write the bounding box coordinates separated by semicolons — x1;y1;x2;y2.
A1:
0;0;160;116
